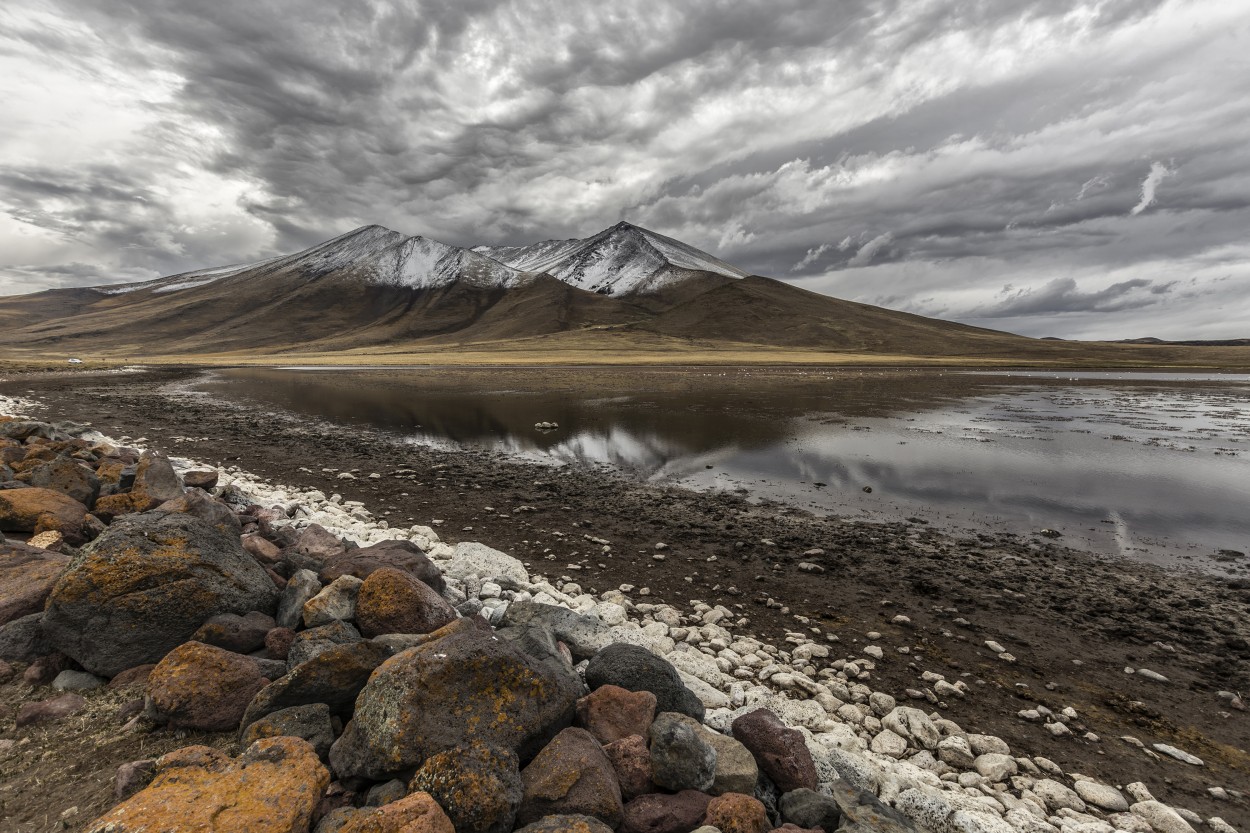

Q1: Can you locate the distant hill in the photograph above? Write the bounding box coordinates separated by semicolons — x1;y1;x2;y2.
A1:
0;223;1246;366
1118;337;1250;347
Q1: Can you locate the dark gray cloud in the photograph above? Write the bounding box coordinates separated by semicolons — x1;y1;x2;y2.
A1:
1;0;1248;338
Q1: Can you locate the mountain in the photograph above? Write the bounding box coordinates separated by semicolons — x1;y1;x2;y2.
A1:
476;221;746;296
1;221;1243;364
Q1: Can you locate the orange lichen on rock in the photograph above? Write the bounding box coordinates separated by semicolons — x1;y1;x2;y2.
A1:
703;793;771;833
85;736;329;833
0;487;88;543
337;791;456;833
355;566;457;637
146;641;266;731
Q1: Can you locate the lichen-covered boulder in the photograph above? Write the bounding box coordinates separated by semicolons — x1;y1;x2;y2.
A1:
93;450;184;520
355;566;457;637
240;703;336;760
42;512;277;677
156;488;242;537
0;487;90;545
410;741;523;833
517;727;624;829
705;793;770;833
15;456;100;508
329;617;583;779
85;737;328;833
145;641;266;731
0;543;69;626
242;639;392;727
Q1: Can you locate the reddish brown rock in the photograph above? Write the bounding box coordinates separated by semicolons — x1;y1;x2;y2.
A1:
191;611;276;654
265;626;297;660
22;652;70;686
156;489;241;537
145;641;266;731
621;791;713;833
355;566;457;637
114;759;157;800
576;684;657;745
15;456;100;507
108;664;156;689
243;533;283;564
182;469;219;491
85;737;328;833
0;543;69;626
603;734;656;801
16;692;87;726
731;708;818;793
517;727;624;828
0;658;16;683
516;817;616;833
0;488;90;545
321;538;445;594
337;791;456;833
704;793;770;833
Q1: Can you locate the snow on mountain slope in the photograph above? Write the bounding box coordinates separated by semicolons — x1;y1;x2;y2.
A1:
475;222;747;296
97;257;285;295
360;235;532;290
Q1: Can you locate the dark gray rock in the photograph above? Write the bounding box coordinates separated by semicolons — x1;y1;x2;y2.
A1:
585;643;705;722
191;610;276;654
320;538;445;594
287;620;362;670
364;779;407;807
828;779;917;833
16;457;100;508
42;512;277;677
240;702;336;760
0;613;50;662
277;569;321;630
156;489;242;537
649;712;717;793
241;639;392;727
502;601;612;661
253;657;288;680
779;788;841;833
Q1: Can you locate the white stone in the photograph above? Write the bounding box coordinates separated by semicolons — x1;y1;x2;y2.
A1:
1033;780;1086;813
443;542;529;585
1129;802;1197;833
1207;819;1238;833
974;753;1018;782
1136;668;1170;683
1151;744;1203;766
1124;783;1154;803
871;728;910;758
1073;781;1128;812
985;640;1007;653
883;706;941;750
969;734;1011;756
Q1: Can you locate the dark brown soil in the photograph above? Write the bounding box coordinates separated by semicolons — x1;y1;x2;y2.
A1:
1;367;1247;832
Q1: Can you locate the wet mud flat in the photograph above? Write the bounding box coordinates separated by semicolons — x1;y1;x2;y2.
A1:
2;366;1248;828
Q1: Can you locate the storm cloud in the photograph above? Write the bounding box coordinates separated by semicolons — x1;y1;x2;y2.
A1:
1;0;1248;339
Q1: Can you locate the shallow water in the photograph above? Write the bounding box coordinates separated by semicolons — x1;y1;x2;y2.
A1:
200;367;1250;573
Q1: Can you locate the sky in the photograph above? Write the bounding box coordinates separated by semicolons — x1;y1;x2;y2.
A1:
1;0;1248;340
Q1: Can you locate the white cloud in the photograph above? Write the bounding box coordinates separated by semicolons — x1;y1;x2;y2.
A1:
848;232;894;267
791;243;832;272
1129;161;1174;216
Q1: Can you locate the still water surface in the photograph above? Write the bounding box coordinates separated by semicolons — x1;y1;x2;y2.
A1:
200;368;1250;572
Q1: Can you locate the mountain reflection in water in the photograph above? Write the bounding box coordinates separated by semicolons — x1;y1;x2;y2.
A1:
200;367;1250;572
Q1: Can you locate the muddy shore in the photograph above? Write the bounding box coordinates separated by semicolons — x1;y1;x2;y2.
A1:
2;367;1247;829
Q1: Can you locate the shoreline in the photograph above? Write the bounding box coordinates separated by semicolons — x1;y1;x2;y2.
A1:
1;370;1247;831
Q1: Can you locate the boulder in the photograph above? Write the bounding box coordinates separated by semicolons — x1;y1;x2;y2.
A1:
321;538;445;593
156;489;242;537
517;727;624;828
604;734;657;801
16;692;87;726
15;456;100;507
182;469;219;490
145;641;266;731
410;741;523;833
504;601;613;660
288;620;363;669
53;669;105;690
0;487;90;545
621;791;713;833
84;737;329;833
516;817;616;833
191;610;276;654
0;543;69;626
303;574;363;627
266;626;297;660
881;707;940;751
443;541;529;584
704;793;770;833
240;703;336;760
278;569;322;629
586;643;705;722
576;684;658;745
702;729;758;797
779;788;841;833
42;512;277;677
329;617;583;779
114;759;157;801
355;567;457;637
243;533;283;564
108;663;156;689
0;612;50;661
284;524;349;572
93;450;184;519
242;639;393;727
24;651;71;685
649;712;717;793
336;791;455;833
730;709;817;793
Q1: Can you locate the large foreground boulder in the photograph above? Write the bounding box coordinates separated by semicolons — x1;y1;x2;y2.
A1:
85;737;328;833
42;512;278;677
330;618;583;779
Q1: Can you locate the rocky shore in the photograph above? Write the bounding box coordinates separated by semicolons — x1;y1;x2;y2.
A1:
0;373;1247;833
